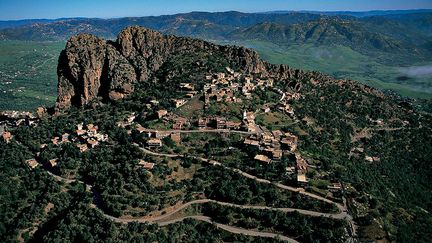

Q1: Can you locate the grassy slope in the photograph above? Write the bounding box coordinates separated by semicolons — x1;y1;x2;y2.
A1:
0;40;64;111
225;40;432;99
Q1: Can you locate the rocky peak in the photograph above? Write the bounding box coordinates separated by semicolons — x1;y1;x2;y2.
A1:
56;32;136;110
56;26;309;110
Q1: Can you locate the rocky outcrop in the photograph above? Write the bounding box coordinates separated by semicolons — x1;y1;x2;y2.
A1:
56;26;319;110
56;33;138;110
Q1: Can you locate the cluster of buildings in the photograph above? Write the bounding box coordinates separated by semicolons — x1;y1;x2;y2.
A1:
202;68;303;124
243;111;258;133
243;127;311;186
203;67;274;108
0;110;36;119
138;159;155;170
244;129;298;163
349;146;380;163
74;123;108;152
46;123;108;153
204;82;242;106
113;69;310;183
0;107;48;145
0;109;41;129
197;116;242;130
22;123;110;170
153;108;244;133
271;87;302;117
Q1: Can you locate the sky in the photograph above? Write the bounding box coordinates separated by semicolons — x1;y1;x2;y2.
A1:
0;0;431;20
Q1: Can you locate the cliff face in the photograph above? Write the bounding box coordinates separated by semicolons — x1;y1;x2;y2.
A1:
56;26;322;110
56;33;136;109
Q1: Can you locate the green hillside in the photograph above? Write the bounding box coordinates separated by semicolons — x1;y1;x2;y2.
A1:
232;19;430;65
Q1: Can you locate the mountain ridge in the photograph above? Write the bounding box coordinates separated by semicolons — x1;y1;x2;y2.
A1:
57;26;377;111
0;11;356;41
1;11;429;60
56;26;283;110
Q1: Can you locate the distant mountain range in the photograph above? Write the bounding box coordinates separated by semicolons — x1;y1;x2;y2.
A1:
2;9;431;29
0;10;430;40
0;11;327;40
0;10;431;98
267;9;432;17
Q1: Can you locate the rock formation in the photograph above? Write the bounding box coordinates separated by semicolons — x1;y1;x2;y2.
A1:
56;26;330;110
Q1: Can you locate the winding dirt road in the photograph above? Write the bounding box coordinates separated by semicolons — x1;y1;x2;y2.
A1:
47;169;301;242
141;128;254;135
137;145;347;215
136;145;357;238
159;216;299;243
102;199;304;242
43;143;355;242
102;199;348;224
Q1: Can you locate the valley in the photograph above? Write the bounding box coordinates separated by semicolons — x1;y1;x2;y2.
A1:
0;41;63;110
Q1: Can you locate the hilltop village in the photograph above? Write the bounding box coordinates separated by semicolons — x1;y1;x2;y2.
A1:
2;24;431;243
2;58;416;242
16;67;338;192
117;67;317;188
1;67;349;193
1;56;370;243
